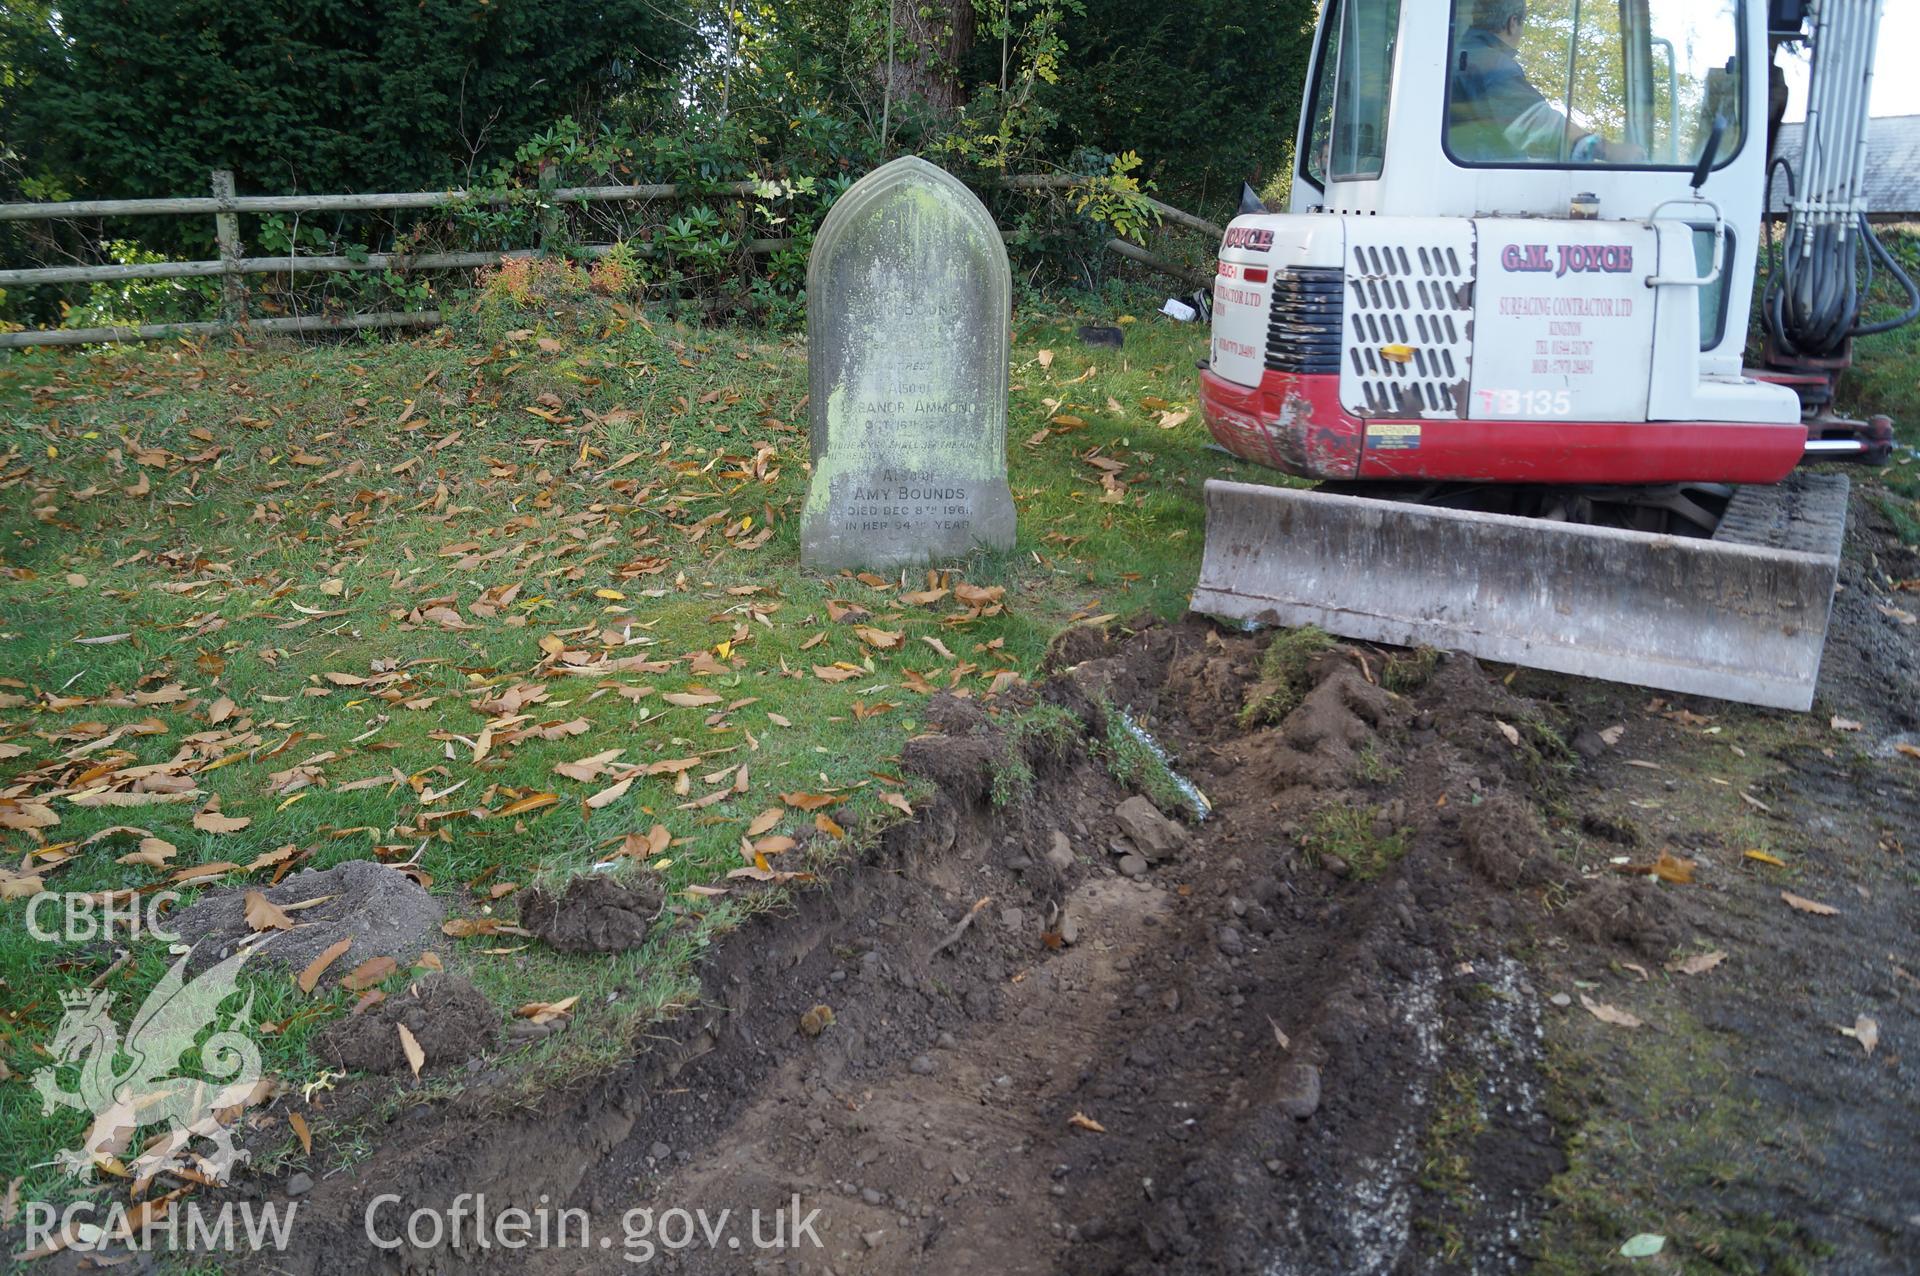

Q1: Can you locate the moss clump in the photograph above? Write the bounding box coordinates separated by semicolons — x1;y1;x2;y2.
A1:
1354;742;1402;786
1416;1068;1488;1265
1383;645;1440;693
1240;626;1336;727
1298;805;1409;879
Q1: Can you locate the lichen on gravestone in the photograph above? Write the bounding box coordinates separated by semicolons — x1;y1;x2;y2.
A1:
800;156;1016;571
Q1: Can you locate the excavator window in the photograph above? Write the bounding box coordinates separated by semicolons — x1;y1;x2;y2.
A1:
1445;0;1744;171
1303;0;1404;186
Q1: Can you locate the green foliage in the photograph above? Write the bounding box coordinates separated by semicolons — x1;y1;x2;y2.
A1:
1041;0;1319;212
1;0;1331;328
1070;151;1160;240
934;0;1084;174
63;240;222;329
8;0;694;205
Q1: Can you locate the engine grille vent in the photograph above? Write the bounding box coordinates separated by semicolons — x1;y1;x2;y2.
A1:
1264;267;1345;375
1342;235;1476;419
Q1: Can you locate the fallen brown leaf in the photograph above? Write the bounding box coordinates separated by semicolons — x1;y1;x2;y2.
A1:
1651;850;1695;885
1666;950;1727;976
781;790;846;811
494;792;559;819
397;1023;425;1077
1579;993;1644;1028
340;955;398;991
297;937;352;993
242;891;294;932
1782;890;1839;916
192;810;252;834
518;995;579;1025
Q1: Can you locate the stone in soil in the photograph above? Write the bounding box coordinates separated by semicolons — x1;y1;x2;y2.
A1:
1112;794;1188;862
1273;1062;1322;1119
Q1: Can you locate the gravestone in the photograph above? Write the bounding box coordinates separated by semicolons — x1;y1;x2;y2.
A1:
801;156;1016;570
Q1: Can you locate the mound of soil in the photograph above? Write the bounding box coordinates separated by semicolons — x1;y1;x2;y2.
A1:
169;859;442;982
518;874;663;954
313;975;498;1075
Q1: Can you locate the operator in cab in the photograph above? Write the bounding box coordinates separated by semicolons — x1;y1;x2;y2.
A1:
1450;0;1643;163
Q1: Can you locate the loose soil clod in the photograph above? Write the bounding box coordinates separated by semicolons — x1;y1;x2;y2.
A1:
314;975;499;1075
517;873;663;954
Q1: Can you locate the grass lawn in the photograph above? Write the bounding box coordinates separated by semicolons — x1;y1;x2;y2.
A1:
0;289;1270;1204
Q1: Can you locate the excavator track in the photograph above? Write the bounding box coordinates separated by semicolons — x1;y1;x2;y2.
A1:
1711;472;1851;555
1190;473;1850;711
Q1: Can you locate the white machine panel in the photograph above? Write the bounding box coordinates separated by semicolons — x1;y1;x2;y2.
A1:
1210;223;1274;387
1469;220;1661;422
1339;217;1477;420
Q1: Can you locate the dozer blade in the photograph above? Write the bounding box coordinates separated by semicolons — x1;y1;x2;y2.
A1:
1191;475;1850;711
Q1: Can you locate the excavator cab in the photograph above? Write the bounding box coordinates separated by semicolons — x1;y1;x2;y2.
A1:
1192;0;1910;710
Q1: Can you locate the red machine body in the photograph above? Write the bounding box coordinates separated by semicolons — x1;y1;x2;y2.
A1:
1198;366;1810;485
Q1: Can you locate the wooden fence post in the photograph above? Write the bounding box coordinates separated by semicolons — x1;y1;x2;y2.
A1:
210;169;248;329
537;161;561;255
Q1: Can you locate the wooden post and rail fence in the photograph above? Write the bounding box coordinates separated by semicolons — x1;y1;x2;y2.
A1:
0;170;1222;350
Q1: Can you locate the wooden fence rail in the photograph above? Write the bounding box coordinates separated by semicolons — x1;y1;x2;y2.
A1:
0;169;1222;349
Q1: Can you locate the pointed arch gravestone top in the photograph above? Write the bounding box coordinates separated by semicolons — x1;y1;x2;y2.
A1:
800;156;1017;571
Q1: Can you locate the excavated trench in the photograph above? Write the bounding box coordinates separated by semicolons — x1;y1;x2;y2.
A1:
228;616;1649;1276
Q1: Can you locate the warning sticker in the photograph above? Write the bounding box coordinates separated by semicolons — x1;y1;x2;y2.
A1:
1365;422;1422;451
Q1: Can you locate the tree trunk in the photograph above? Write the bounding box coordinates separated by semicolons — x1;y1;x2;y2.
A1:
886;0;975;116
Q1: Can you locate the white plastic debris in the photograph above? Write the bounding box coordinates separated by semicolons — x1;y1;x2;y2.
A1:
1116;708;1211;820
1160;297;1199;322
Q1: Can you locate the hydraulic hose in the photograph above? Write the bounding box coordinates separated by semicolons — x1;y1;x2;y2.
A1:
1762;1;1920;358
1764;167;1920;356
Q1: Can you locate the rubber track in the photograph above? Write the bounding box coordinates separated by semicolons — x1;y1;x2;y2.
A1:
1713;472;1850;558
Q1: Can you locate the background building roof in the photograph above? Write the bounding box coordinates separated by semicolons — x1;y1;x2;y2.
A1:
1769;114;1920;220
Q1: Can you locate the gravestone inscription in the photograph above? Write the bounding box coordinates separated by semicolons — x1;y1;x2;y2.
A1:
800;156;1016;570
